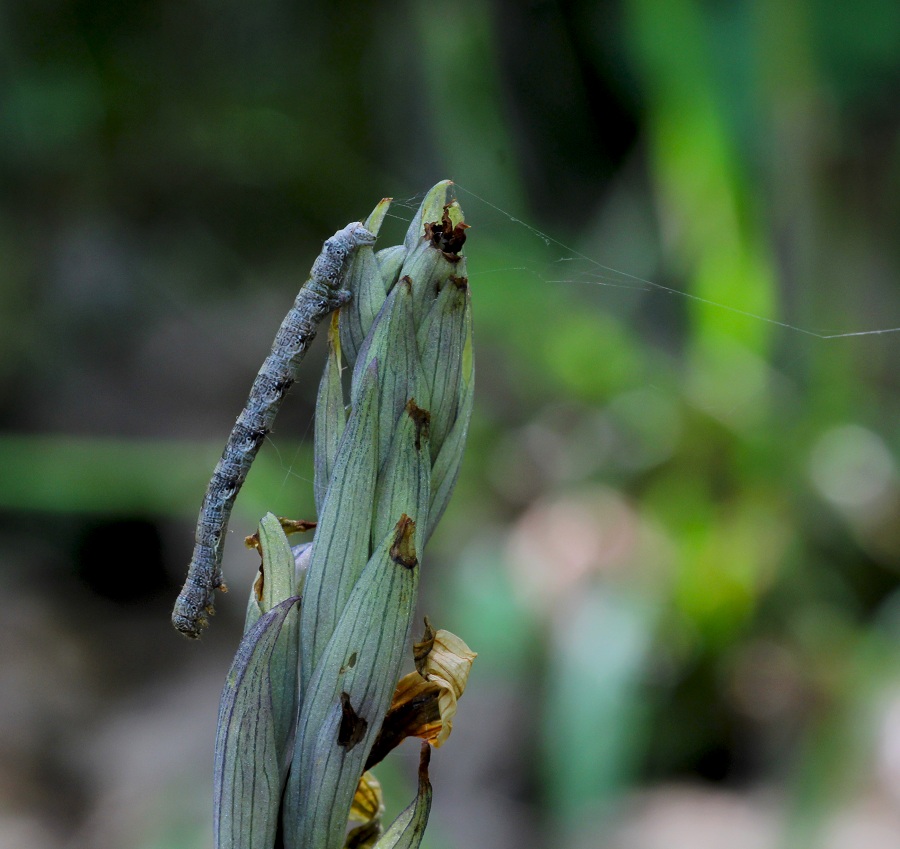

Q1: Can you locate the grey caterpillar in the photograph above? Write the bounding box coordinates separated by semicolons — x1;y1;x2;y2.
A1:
172;221;376;638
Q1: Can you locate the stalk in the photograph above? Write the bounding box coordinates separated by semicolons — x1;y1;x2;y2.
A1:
212;183;477;849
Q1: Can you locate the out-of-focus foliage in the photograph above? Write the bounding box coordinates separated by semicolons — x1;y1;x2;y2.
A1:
0;1;898;848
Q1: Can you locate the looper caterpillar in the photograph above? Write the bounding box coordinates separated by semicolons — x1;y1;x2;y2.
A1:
173;221;376;638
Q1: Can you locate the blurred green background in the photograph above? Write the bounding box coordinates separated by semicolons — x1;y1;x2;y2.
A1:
1;1;899;847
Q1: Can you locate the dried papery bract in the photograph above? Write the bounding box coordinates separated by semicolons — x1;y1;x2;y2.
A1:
364;623;477;771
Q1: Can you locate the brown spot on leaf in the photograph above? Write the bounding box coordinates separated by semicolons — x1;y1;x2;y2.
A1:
390;515;418;569
338;692;369;751
424;206;469;260
405;400;431;451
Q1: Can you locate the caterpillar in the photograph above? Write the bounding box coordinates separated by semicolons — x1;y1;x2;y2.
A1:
172;221;376;638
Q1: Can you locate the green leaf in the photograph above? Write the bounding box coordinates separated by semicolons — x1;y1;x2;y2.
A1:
427;300;474;543
372;745;433;849
351;279;428;468
364;196;392;236
416;276;468;461
397;236;461;326
243;512;302;631
285;517;420;849
376;244;407;295
214;595;300;849
315;320;347;515
341;198;394;364
301;362;380;693
372;400;431;549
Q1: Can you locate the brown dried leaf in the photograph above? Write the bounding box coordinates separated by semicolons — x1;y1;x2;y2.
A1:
416;628;477;746
367;626;476;768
